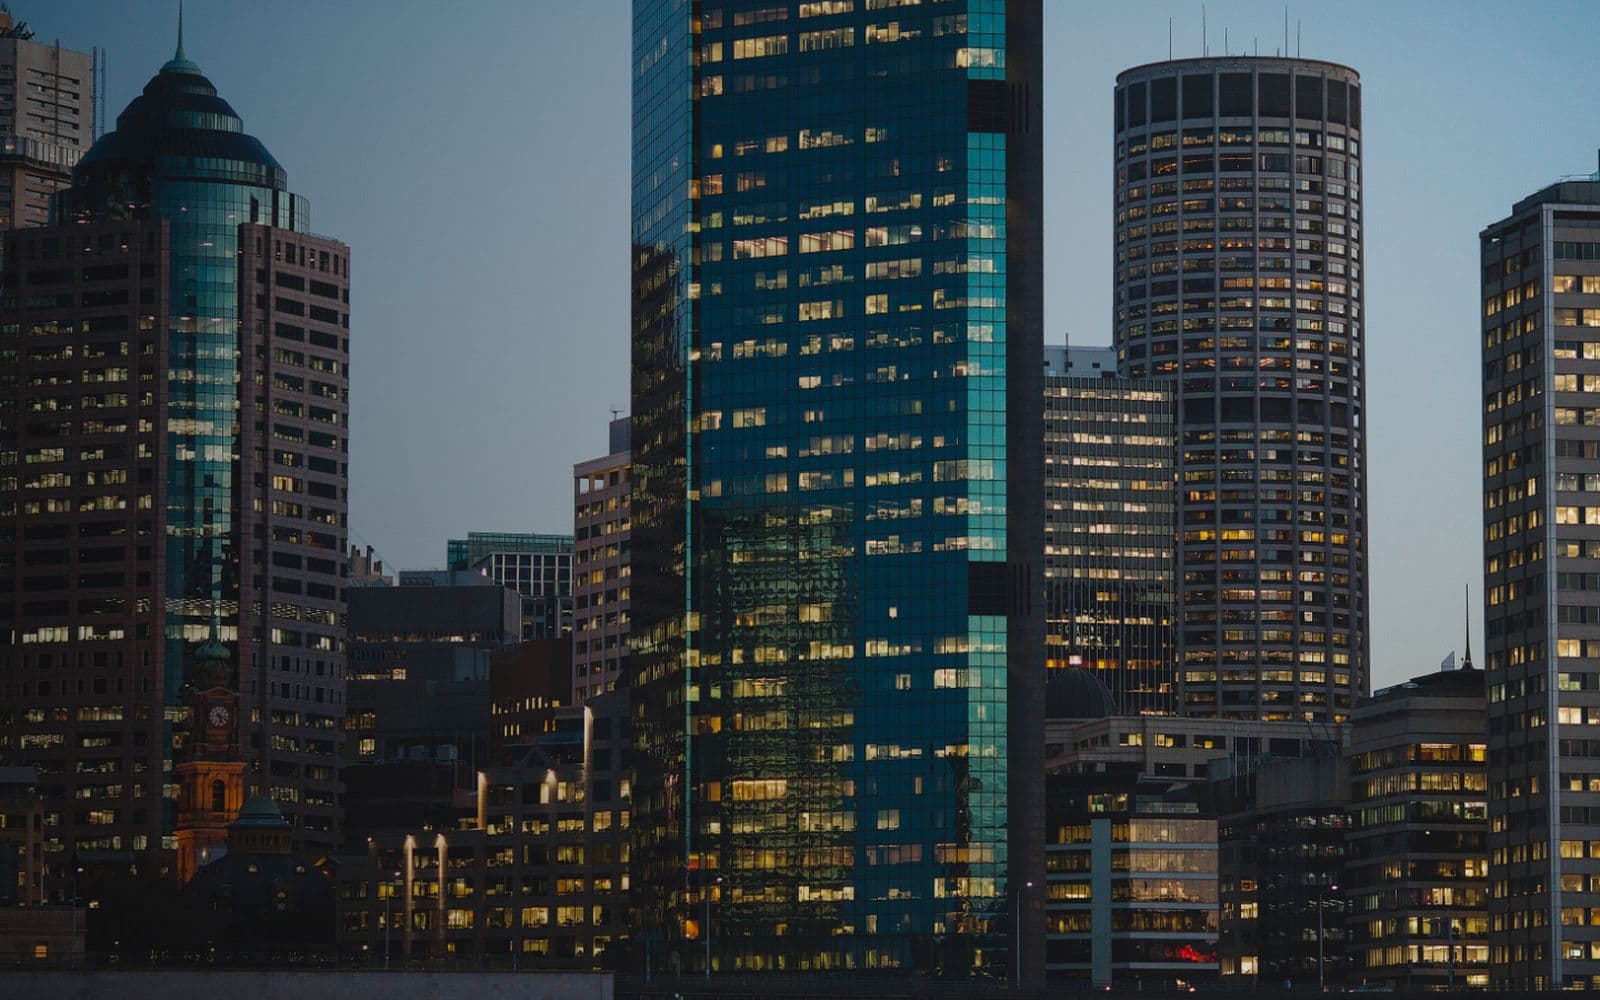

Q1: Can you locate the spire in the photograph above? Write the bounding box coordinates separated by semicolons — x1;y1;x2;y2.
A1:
1462;584;1474;671
161;0;201;75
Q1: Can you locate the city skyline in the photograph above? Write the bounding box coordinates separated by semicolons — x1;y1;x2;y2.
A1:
28;0;1600;690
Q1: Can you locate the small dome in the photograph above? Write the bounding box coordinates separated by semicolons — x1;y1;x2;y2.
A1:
1046;667;1117;720
233;795;288;827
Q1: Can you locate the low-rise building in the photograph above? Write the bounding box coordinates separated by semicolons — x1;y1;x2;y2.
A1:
335;691;630;968
1211;752;1350;988
1347;662;1488;990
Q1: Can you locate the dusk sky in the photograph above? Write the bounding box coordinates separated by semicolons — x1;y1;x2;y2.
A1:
35;0;1600;689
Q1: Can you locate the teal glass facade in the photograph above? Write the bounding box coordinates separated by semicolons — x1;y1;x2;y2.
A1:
54;52;310;835
630;0;1043;978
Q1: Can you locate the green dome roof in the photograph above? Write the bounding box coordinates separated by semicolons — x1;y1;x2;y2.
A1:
233;795;289;828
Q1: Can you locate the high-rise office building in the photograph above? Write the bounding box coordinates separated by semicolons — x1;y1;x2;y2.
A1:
0;9;95;233
573;416;630;701
0;31;351;858
1481;167;1600;990
446;531;574;640
630;0;1043;978
1112;57;1368;723
1044;344;1176;714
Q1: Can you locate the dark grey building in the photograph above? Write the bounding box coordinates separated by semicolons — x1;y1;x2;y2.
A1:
1112;57;1367;724
1480;165;1600;990
446;532;574;640
1211;751;1350;989
1044;345;1176;714
1347;662;1487;991
344;581;520;767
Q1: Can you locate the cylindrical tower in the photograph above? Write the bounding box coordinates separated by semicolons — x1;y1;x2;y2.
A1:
1112;57;1367;722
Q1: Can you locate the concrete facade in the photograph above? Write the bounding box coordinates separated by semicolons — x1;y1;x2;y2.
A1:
1112;57;1368;722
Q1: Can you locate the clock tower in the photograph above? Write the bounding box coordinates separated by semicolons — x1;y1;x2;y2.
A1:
174;624;248;885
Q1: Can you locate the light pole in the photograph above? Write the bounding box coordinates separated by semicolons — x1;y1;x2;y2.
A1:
1317;882;1339;993
384;869;398;971
68;865;82;969
704;874;721;982
1016;880;1034;987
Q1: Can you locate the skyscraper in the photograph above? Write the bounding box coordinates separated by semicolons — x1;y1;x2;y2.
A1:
630;0;1043;978
1481;167;1600;990
0;29;350;859
0;8;95;233
1112;57;1368;723
1043;344;1176;714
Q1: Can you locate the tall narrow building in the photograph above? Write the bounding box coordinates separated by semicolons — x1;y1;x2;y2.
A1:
1481;166;1600;991
573;415;631;701
630;0;1044;979
0;8;95;233
1112;57;1368;722
0;30;350;860
1043;344;1176;714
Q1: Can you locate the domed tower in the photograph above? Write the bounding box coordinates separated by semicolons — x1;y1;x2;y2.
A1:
0;11;351;865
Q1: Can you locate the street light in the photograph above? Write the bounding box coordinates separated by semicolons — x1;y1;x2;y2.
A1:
1016;880;1034;987
1317;882;1340;993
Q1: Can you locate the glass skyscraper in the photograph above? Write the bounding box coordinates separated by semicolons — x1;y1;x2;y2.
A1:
630;0;1042;979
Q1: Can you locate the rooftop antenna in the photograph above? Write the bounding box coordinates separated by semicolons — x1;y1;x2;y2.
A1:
1284;6;1289;58
1202;4;1207;57
1297;19;1302;58
1224;27;1228;56
1462;585;1474;670
175;0;186;62
1168;17;1172;60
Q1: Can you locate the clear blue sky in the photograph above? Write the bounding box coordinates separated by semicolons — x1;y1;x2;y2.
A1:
34;1;1600;689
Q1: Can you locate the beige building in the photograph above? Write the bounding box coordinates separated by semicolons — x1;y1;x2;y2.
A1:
0;10;93;230
572;417;629;702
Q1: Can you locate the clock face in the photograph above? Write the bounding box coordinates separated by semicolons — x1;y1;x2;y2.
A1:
208;705;230;728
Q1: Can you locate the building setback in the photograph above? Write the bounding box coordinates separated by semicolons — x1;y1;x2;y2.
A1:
572;416;630;702
1481;167;1600;990
0;34;350;859
1043;345;1176;714
629;0;1044;979
1112;57;1368;722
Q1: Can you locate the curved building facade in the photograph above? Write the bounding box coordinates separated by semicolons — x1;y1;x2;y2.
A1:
1112;57;1368;722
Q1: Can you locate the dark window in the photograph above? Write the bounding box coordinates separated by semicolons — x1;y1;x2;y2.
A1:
1128;81;1147;127
1218;73;1252;116
1326;79;1348;125
1150;77;1176;122
1349;85;1361;129
212;780;227;812
1183;397;1214;424
1259;73;1290;116
1295;74;1323;119
1181;74;1213;118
